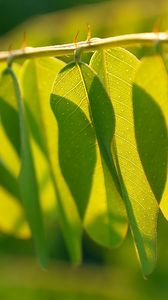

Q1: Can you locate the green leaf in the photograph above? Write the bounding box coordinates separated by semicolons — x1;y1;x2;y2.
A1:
21;57;82;263
0;66;28;238
2;67;47;267
133;55;168;200
90;48;159;275
51;62;127;248
133;55;168;220
21;57;65;155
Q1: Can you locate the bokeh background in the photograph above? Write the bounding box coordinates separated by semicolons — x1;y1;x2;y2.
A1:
0;0;168;299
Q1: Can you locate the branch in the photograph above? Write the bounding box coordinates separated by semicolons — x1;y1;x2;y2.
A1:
0;32;168;62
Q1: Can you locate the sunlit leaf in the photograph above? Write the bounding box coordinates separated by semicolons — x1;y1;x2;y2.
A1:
1;67;47;266
133;55;168;199
51;62;127;248
133;55;168;220
21;57;82;263
90;48;159;275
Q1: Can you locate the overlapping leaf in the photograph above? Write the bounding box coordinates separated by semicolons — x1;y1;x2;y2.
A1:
132;55;168;219
51;62;127;248
0;65;29;238
90;48;159;275
0;67;47;266
21;58;82;263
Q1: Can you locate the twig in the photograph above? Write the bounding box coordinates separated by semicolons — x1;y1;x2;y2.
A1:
0;32;168;62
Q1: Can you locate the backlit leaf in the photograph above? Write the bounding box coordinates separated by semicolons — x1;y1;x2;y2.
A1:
0;68;28;238
1;67;47;266
51;62;127;248
133;56;168;220
90;48;159;275
21;58;82;263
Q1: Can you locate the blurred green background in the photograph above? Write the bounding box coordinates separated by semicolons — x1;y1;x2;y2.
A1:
0;0;168;299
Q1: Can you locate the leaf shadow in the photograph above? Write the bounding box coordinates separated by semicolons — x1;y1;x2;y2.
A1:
85;209;127;248
51;95;97;218
133;84;168;202
87;71;121;196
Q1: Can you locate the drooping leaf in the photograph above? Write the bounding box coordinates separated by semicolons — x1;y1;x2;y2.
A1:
132;55;168;219
21;58;65;155
133;55;168;199
90;48;159;275
51;62;127;248
79;63;122;194
0;68;28;238
1;67;47;267
21;57;82;263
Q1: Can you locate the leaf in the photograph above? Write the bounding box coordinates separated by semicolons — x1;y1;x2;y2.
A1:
133;55;168;219
21;57;82;263
0;68;28;238
90;48;159;275
1;67;47;267
51;62;127;248
133;55;168;199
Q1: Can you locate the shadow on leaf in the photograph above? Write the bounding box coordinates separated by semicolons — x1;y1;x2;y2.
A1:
133;84;168;202
51;95;96;218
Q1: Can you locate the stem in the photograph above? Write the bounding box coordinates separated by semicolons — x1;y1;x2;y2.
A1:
0;32;168;62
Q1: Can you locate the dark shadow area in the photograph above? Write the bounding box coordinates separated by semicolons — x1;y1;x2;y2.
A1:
133;84;168;202
81;64;121;195
87;72;115;153
50;95;96;218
